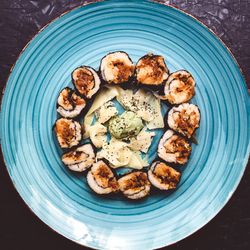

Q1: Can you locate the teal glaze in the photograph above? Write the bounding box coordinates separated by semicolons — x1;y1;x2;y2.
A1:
1;0;250;249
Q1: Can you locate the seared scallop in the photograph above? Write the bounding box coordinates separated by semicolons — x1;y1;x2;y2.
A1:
136;54;169;87
148;161;181;190
54;118;82;148
72;66;101;99
57;87;86;118
62;144;95;172
87;160;119;194
118;171;151;199
158;130;191;165
162;70;195;104
168;103;200;138
100;51;134;84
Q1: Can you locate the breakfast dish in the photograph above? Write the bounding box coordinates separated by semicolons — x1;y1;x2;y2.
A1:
54;51;200;199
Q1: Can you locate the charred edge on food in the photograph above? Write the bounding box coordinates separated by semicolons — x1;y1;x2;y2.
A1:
99;51;135;85
148;161;181;190
158;129;192;165
135;53;169;90
54;118;82;149
118;171;151;200
163;70;195;104
56;87;86;118
72;66;101;99
166;103;200;139
87;160;119;194
61;143;95;172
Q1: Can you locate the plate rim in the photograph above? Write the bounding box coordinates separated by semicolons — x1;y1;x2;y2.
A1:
0;0;249;249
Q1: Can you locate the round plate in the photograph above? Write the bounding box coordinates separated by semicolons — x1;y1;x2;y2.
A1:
1;0;249;249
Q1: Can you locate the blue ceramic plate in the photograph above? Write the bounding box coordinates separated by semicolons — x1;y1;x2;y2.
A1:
1;0;249;249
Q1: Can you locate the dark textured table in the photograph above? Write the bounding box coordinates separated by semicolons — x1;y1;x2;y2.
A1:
0;1;249;249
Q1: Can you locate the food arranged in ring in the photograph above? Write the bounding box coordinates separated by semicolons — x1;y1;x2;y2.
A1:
54;51;200;200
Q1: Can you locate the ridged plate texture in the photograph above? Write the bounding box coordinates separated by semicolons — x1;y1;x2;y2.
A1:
1;0;249;249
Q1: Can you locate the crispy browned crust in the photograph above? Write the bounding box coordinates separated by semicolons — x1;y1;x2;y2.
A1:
151;162;181;189
136;54;169;87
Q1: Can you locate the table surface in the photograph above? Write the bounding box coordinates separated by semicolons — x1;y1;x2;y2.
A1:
0;0;249;249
